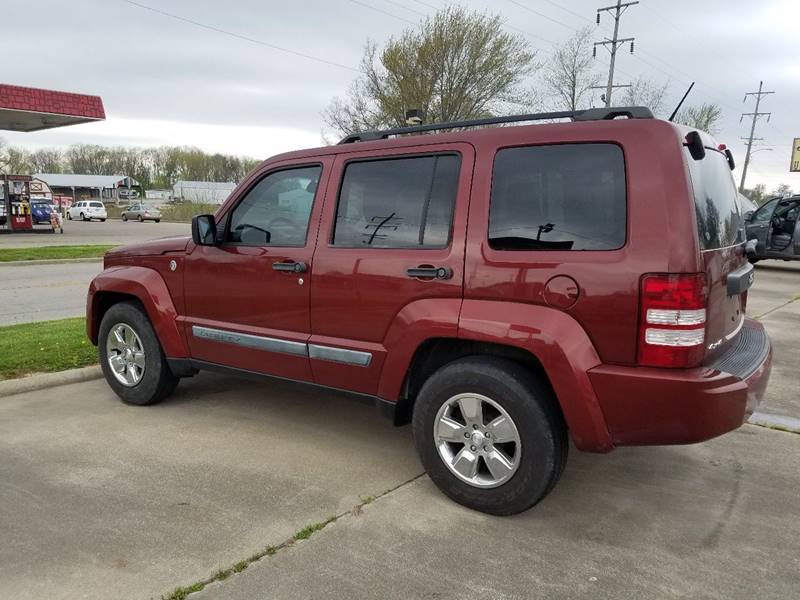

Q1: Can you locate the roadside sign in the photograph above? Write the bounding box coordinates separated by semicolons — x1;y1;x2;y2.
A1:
792;137;800;172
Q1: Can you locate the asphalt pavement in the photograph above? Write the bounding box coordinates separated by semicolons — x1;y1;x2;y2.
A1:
0;261;102;325
0;219;188;248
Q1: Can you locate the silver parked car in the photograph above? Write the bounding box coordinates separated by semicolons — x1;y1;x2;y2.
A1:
120;203;161;222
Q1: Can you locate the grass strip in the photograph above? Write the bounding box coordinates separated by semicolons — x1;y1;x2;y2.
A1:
0;245;114;262
160;474;424;600
0;317;96;380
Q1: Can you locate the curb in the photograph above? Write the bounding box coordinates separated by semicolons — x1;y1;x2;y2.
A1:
0;257;104;267
0;365;102;398
748;411;800;434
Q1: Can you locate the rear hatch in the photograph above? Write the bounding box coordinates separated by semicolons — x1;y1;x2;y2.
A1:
684;146;750;363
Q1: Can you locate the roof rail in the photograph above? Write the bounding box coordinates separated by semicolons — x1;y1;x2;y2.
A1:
338;106;654;144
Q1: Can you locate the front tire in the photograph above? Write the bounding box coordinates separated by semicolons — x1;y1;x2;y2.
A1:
98;301;179;406
122;214;128;221
80;212;86;221
138;215;143;222
412;357;567;515
67;212;72;220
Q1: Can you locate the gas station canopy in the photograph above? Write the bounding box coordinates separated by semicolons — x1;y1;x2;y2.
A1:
0;83;105;132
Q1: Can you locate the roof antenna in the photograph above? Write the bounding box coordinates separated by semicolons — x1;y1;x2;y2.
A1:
669;82;695;121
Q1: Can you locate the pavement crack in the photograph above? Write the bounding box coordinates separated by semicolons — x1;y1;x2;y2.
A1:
159;472;426;600
752;294;800;320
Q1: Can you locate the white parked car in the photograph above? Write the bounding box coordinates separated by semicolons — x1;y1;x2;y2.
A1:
68;201;107;222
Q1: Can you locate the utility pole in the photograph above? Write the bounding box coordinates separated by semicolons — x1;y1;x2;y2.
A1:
739;81;775;192
593;0;638;107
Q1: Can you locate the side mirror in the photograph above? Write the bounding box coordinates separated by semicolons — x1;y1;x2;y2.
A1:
192;214;217;246
743;211;754;222
745;238;758;261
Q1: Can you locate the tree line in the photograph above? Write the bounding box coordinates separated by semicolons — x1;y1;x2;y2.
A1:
0;140;261;190
323;7;793;203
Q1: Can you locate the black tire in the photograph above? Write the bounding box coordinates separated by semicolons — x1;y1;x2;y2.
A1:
100;218;106;222
98;301;179;406
412;356;568;516
749;257;760;264
138;215;143;222
80;212;86;221
122;214;128;221
154;219;160;223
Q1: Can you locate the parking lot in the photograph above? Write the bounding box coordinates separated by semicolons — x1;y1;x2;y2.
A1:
1;223;799;599
0;219;188;249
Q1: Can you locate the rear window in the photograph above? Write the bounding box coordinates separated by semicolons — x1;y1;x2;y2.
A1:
685;149;743;250
489;143;626;251
90;202;104;208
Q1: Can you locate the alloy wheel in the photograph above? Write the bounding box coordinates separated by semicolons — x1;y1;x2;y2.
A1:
434;392;522;488
106;323;146;387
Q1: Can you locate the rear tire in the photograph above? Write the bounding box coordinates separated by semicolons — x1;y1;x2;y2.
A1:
122;214;128;221
155;219;160;223
412;356;567;515
98;301;179;406
138;215;143;222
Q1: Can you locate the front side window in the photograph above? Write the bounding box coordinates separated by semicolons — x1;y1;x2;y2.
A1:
752;198;779;223
333;154;460;248
489;143;627;250
227;165;321;246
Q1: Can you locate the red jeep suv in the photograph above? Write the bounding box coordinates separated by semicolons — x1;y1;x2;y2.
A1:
87;107;772;515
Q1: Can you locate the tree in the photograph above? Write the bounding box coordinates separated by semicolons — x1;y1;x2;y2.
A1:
542;27;599;111
29;148;64;173
741;183;767;205
770;183;793;198
675;103;723;135
323;7;537;136
621;76;669;116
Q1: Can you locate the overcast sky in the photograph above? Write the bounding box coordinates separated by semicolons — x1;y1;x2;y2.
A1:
4;0;799;190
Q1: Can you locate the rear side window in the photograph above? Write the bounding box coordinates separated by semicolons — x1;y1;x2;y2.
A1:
685;149;743;249
333;154;460;248
90;202;103;208
489;144;626;251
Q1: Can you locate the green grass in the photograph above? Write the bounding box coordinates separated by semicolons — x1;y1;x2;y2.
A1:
159;202;218;223
0;317;96;380
0;245;114;262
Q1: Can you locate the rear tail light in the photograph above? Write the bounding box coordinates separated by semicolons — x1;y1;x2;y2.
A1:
637;273;707;368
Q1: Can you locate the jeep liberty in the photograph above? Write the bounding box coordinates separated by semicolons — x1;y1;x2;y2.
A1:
87;107;772;515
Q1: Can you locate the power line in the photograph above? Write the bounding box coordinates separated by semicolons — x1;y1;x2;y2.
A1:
120;0;359;72
347;0;417;25
505;0;577;31
739;81;775;192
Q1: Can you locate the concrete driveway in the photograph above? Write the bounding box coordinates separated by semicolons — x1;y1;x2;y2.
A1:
2;373;798;600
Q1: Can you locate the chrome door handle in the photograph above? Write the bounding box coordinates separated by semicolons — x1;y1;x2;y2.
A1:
272;261;307;273
407;266;453;280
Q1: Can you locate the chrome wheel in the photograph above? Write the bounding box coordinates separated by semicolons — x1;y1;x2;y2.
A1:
434;392;521;488
106;323;146;387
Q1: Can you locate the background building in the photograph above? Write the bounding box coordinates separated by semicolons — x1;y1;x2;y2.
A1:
172;180;236;204
34;173;139;203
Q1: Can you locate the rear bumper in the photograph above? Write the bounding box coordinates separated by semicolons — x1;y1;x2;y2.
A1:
589;319;772;447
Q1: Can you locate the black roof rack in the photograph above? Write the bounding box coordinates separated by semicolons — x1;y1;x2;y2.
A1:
338;106;654;144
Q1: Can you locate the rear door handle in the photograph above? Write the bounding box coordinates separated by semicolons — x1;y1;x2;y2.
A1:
272;261;307;273
407;266;453;280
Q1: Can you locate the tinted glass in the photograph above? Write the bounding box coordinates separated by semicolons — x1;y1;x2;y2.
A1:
752;198;779;223
228;165;320;246
686;148;743;249
90;202;103;208
333;154;460;248
489;144;626;251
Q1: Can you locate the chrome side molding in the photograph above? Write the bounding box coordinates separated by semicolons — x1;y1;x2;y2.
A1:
191;325;372;366
308;344;372;367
